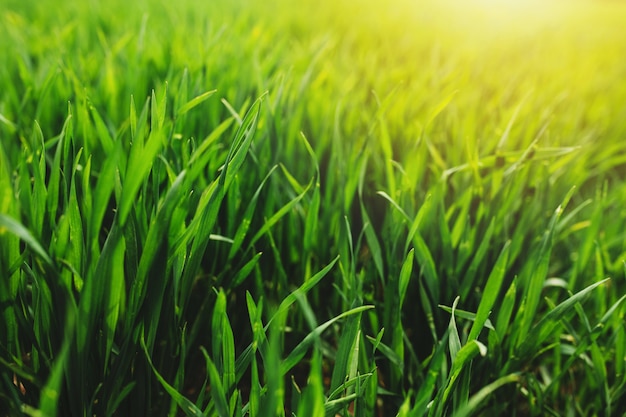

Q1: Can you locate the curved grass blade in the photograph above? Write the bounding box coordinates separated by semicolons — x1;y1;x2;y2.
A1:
141;337;204;417
0;214;53;267
514;278;610;364
176;89;217;117
454;373;522;417
280;305;373;377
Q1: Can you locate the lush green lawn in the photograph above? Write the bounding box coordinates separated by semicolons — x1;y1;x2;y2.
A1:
1;0;626;415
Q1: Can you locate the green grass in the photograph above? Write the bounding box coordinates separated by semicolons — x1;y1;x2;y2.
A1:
1;0;626;415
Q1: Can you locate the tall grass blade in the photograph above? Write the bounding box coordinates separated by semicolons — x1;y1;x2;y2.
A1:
468;241;510;341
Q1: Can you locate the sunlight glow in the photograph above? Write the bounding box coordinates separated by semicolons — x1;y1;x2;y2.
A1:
425;0;574;33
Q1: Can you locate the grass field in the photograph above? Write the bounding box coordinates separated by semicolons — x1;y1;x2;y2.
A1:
1;0;626;415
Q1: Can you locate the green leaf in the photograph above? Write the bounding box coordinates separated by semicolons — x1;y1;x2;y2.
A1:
0;214;53;266
142;337;204;417
231;252;263;288
435;339;487;416
438;306;495;331
219;94;264;189
247;180;312;248
398;248;415;309
330;310;363;393
515;278;610;363
296;350;325;417
202;347;230;417
413;232;439;305
212;290;236;391
448;297;462;361
280;305;374;376
269;256;339;326
496;278;517;340
38;314;74;417
468;241;510;341
515;188;576;348
459;219;495;300
176;89;217;117
228;166;277;259
454;373;522;417
118;125;164;226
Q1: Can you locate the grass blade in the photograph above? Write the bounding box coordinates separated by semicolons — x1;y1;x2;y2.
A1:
141;337;204;417
468;241;510;341
514;278;610;364
0;214;53;267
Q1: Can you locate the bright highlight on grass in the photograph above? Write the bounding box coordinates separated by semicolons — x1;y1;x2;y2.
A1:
1;0;626;416
468;0;551;14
